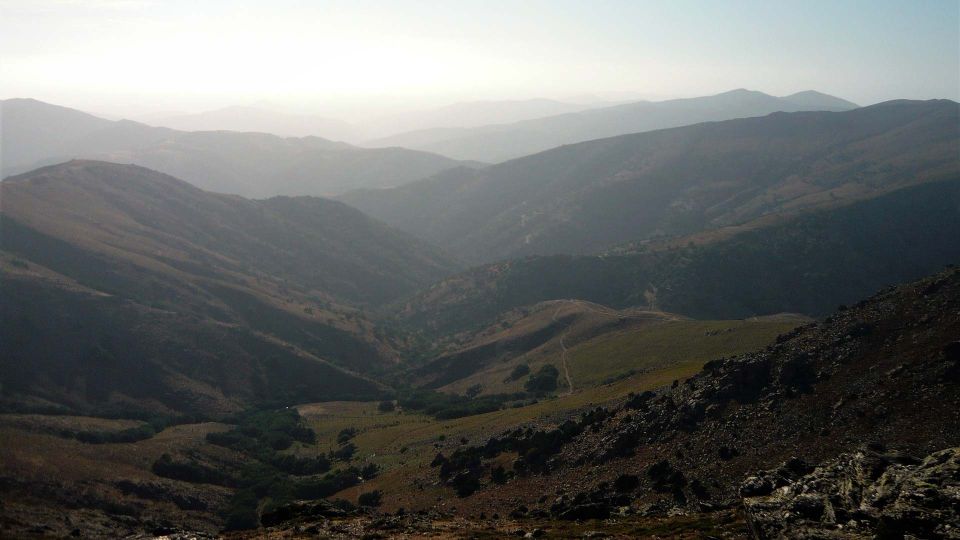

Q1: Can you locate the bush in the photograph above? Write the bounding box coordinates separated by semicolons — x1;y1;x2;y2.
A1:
74;424;156;444
331;442;357;461
269;453;331;476
292;470;360;499
337;427;358;444
358;490;383;507
151;454;231;486
490;465;510;484
210;407;323;528
223;489;260;530
524;364;559;394
397;389;523;420
359;462;379;479
377;400;396;412
505;364;530;382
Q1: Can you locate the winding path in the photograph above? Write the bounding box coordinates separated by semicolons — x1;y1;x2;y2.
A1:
552;305;575;395
548;299;682;396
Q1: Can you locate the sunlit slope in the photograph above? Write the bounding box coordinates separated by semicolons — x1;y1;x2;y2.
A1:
404;299;800;397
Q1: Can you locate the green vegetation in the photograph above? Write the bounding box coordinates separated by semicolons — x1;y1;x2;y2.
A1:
331;442;357;461
434;407;612;496
524;364;560;394
207;408;317;454
398;389;528;420
358;489;383;507
505;364;530;382
151;453;232;486
48;415;203;444
337;427;358;444
205;408;367;530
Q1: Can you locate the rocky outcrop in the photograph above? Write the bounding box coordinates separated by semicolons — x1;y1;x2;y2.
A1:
259;499;354;527
743;446;960;539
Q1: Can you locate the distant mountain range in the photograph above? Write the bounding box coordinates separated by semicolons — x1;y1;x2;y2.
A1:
0;161;457;415
147;99;596;142
341;99;959;265
365;89;860;162
366;98;595;138
148;105;359;141
0;99;471;197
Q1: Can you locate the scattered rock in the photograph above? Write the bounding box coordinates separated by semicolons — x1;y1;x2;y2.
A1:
743;446;959;539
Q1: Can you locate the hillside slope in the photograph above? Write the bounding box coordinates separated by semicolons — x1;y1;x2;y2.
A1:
397;178;960;335
342;99;959;265
432;267;960;531
0;161;457;414
367;89;858;162
410;299;799;398
1;99;470;197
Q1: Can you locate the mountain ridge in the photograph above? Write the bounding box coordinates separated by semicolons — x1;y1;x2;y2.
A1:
393;177;960;336
365;89;860;162
341;99;959;265
1;99;473;197
0;160;458;415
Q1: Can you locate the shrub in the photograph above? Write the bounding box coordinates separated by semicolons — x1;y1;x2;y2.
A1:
359;462;379;479
331;442;357;461
358;490;383;507
505;364;530;382
292;470;360;499
524;364;559;394
74;424;156;444
269;453;331;475
151;454;231;486
337;427;358;444
397;389;525;420
377;400;395;412
223;489;260;530
490;465;509;484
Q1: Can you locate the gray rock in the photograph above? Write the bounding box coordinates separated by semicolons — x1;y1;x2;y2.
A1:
743;447;959;539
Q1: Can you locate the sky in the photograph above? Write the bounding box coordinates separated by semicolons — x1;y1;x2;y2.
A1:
1;0;958;118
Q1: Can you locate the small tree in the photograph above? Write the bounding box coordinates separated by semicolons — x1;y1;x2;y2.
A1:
524;364;559;394
505;364;530;382
358;489;383;507
337;427;358;444
377;400;395;412
465;384;483;399
331;442;357;461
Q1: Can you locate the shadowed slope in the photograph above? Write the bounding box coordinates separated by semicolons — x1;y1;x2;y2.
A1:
343;99;958;264
0;161;458;414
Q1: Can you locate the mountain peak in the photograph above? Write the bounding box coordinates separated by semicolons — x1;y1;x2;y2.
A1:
781;90;859;109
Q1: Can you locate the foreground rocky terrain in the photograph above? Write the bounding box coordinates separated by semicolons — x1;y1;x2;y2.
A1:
411;267;960;536
743;446;959;539
198;267;960;539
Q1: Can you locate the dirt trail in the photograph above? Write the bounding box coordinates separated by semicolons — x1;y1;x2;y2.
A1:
548;299;680;396
552;305;575;395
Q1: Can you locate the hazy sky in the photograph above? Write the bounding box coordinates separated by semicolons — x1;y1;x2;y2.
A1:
2;0;958;117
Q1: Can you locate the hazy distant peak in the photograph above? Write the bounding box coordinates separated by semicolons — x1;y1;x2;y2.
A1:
714;88;770;97
366;88;863;162
781;90;859;109
151;105;357;140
